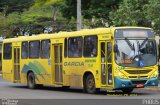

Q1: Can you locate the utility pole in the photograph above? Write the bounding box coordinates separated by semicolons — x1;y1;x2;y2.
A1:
52;8;58;33
77;0;81;31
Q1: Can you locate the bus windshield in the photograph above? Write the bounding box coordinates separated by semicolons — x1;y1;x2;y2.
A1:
115;39;157;67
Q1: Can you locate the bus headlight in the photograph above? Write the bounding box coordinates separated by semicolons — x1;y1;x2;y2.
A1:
151;70;159;78
117;71;126;79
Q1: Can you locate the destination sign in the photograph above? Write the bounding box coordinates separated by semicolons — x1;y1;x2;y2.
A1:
114;29;155;38
123;31;148;37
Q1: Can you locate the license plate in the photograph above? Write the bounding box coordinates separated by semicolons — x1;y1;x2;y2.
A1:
136;84;144;88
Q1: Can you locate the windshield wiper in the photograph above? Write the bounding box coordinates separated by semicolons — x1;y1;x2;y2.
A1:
125;38;135;51
140;38;148;49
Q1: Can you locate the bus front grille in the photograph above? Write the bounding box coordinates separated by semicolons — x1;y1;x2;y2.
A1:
129;76;148;78
129;76;137;78
131;80;147;84
124;70;151;74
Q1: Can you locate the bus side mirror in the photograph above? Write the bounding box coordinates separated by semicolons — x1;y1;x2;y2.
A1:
114;44;118;53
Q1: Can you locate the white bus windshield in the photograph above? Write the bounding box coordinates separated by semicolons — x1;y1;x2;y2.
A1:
115;39;157;67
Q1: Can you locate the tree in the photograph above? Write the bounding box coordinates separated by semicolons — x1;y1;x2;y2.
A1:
33;0;61;7
0;0;34;16
6;12;22;37
0;0;68;37
143;0;160;34
109;0;149;27
0;13;8;36
61;0;122;28
109;0;160;34
32;0;76;33
0;0;34;37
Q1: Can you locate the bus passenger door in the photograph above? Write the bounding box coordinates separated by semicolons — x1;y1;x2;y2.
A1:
53;44;63;84
13;47;20;82
100;41;113;87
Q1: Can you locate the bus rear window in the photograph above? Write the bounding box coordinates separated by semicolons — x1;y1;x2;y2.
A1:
3;43;12;59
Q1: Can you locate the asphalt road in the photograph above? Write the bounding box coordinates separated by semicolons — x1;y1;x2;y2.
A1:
0;77;160;105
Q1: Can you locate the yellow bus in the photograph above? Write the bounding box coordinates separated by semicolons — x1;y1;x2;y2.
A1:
156;35;160;79
2;27;159;94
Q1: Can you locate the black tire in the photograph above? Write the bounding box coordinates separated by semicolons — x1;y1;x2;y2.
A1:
27;72;36;89
37;84;43;89
62;86;70;89
122;88;134;94
85;74;99;94
61;86;70;90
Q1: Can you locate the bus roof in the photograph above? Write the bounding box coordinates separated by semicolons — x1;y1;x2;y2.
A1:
3;26;152;43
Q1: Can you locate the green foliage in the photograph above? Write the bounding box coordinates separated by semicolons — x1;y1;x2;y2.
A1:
0;0;34;16
21;6;53;24
7;12;21;25
0;0;34;37
143;0;160;34
0;0;160;37
0;13;8;36
109;0;149;26
19;6;54;35
61;0;122;28
0;13;7;28
109;0;160;34
0;13;19;36
0;0;67;37
34;0;62;7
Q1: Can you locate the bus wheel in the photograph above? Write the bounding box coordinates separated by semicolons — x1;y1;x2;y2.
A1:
61;86;70;90
27;72;36;89
37;84;43;89
85;74;99;94
122;88;133;94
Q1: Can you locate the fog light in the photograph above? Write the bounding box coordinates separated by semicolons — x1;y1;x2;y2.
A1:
118;72;125;79
152;82;155;86
122;84;126;87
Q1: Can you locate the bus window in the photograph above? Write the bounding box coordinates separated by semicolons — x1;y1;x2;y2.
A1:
84;35;97;57
64;38;67;57
68;37;82;58
101;42;105;62
41;40;50;58
3;43;12;59
29;41;40;58
22;41;28;59
107;42;112;62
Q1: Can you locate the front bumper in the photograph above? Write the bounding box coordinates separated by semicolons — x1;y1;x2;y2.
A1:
114;76;158;89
